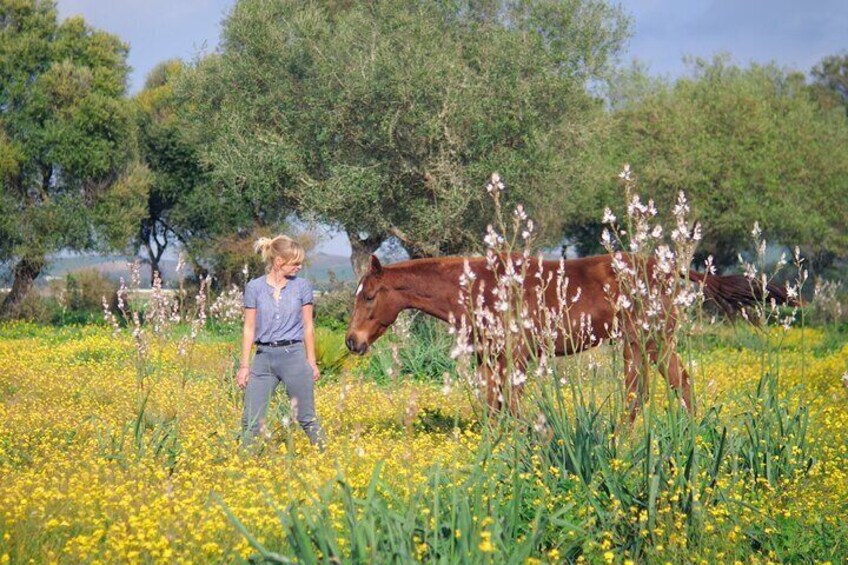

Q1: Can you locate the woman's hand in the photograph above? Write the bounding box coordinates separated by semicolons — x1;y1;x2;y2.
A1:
236;367;250;390
310;361;320;382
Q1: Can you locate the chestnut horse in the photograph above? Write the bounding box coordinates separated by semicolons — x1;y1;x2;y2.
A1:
345;254;790;416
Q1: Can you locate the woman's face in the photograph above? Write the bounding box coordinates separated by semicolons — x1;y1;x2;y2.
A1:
273;256;303;277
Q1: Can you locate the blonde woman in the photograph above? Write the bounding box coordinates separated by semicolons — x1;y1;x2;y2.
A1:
237;235;325;447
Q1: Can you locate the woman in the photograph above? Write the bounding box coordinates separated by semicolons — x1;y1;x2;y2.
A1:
237;235;325;448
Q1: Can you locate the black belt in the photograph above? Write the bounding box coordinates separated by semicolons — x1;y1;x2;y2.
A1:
256;339;302;347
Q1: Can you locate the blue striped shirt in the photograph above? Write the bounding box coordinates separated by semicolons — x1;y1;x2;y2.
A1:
243;275;314;343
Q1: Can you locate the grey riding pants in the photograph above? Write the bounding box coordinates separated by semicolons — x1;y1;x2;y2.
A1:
242;342;325;447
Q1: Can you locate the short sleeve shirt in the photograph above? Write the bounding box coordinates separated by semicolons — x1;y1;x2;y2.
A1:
243;275;314;343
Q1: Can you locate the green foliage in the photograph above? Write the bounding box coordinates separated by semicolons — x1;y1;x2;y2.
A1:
93;160;153;249
178;0;629;270
0;0;139;315
221;436;573;564
359;315;457;385
313;325;349;377
133;59;208;278
2;268;117;326
313;276;354;332
576;57;848;268
204;229;267;288
56;267;117;315
810;52;848;114
10;287;56;323
736;372;812;487
88;398;182;475
537;375;618;486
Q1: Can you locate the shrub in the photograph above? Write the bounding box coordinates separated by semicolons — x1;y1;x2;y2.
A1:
63;269;118;314
15;289;57;324
357;313;457;385
809;278;847;325
314;326;351;377
314;273;355;332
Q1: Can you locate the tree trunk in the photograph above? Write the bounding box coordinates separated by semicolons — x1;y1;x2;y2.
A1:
0;254;46;319
801;247;837;278
347;230;382;279
141;219;169;285
143;241;164;286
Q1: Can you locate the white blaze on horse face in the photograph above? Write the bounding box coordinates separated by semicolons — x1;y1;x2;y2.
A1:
356;283;363;297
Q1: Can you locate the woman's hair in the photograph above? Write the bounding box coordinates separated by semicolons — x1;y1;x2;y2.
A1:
254;235;305;272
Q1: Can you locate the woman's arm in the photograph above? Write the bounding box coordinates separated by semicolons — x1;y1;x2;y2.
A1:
236;308;257;389
302;304;320;381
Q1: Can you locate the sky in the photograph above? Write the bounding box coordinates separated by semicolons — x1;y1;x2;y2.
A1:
55;0;848;256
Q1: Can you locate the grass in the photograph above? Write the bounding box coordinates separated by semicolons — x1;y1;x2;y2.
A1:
0;319;846;563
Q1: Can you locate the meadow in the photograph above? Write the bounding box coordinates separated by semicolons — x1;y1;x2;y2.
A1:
0;312;846;564
2;2;846;562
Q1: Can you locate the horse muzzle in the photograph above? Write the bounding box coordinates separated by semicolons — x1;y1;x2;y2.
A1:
345;336;369;355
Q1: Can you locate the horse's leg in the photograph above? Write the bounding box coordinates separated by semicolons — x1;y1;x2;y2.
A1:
476;342;529;416
623;338;650;422
487;364;504;413
504;351;529;416
476;354;503;413
647;340;693;414
650;297;694;415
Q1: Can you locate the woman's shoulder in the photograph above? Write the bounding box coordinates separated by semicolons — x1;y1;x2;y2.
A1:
245;275;267;289
294;276;313;288
281;276;310;292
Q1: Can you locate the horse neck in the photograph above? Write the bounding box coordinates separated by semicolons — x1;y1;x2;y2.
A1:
386;260;465;323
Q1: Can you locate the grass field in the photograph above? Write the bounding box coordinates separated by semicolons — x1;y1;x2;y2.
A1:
0;320;846;564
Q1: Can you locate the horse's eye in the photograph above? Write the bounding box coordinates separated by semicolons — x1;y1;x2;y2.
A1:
364;294;376;302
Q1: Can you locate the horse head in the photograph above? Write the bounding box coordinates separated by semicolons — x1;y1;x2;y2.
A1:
345;255;403;355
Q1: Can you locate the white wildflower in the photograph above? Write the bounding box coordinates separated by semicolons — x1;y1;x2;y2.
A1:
486;172;505;193
533;412;547;433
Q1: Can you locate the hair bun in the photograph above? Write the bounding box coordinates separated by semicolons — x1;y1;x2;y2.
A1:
255;234;305;272
254;237;273;255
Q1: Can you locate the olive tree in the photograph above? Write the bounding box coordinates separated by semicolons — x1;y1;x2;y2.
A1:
0;0;146;316
179;0;630;275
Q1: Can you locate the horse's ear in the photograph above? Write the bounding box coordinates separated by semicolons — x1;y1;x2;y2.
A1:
369;255;383;275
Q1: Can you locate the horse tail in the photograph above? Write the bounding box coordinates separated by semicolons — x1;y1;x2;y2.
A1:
686;270;796;314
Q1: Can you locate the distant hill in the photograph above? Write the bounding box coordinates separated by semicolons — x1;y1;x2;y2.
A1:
2;252;355;290
300;253;356;285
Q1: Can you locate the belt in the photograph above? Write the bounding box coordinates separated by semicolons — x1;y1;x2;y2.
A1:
256;339;302;347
